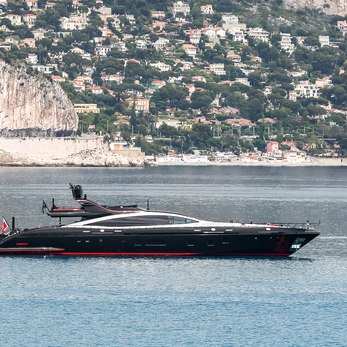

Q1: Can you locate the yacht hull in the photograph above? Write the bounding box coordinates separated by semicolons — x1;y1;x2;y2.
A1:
0;226;319;257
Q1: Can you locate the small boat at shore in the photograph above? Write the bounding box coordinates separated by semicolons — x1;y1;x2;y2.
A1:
0;184;319;257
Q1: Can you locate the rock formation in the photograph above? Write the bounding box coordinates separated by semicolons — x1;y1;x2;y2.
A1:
0;60;78;136
284;0;347;15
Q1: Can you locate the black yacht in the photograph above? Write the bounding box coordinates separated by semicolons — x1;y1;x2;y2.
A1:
0;184;319;257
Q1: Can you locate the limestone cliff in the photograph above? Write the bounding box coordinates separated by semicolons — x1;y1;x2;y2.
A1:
284;0;347;15
0;60;78;136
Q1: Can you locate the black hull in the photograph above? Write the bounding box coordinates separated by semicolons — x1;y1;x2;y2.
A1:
0;227;319;257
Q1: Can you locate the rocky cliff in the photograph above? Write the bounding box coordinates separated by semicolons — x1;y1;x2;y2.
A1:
284;0;347;15
0;60;78;136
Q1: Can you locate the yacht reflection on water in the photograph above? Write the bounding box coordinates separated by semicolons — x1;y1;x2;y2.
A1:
0;184;319;257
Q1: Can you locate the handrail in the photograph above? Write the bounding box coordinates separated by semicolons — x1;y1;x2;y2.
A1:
269;222;318;230
230;220;319;229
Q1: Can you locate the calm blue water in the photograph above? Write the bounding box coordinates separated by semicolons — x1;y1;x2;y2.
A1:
0;167;346;346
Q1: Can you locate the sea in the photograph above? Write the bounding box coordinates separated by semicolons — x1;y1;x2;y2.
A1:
0;166;346;347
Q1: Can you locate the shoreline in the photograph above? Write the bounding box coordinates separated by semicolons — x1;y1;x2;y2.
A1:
1;136;346;168
150;157;347;167
1;159;346;168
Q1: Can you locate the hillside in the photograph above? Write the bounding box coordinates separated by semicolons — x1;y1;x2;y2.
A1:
285;0;347;15
1;0;347;159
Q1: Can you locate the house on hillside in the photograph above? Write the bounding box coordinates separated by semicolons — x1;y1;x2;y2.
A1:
200;4;214;15
319;35;330;47
290;78;332;100
153;37;170;50
101;73;124;84
227;50;241;63
150;62;172;72
182;43;197;58
280;33;294;53
207;63;226;75
60;14;88;30
202;27;226;40
151;10;166;19
25;0;38;11
266;141;279;155
51;75;65;83
87;86;104;94
94;45;112;56
225;118;253;127
23;14;37;28
248;27;269;43
337;20;347;36
5;14;22;26
74;104;100;114
170;1;190;17
125;97;150;113
222;14;239;24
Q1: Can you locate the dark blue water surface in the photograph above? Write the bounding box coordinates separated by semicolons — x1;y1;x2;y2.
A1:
0;166;346;347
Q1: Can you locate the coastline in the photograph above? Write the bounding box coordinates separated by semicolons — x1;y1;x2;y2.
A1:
150;157;347;167
0;157;346;168
0;136;346;167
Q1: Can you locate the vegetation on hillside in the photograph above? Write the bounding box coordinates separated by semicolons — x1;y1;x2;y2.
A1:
2;0;347;156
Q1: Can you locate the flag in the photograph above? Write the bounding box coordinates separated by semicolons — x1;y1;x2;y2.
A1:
1;217;10;235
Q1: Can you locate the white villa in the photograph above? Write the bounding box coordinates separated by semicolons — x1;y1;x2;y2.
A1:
170;1;190;17
248;27;269;43
60;14;89;30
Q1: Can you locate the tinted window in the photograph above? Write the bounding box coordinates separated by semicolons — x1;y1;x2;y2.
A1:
168;216;196;224
88;215;170;227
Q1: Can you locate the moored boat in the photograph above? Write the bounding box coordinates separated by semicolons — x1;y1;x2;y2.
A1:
0;184;319;257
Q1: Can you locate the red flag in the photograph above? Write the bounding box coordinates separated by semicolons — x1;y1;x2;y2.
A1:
2;218;9;235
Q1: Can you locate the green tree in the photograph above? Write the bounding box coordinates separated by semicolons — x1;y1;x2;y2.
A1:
190;91;213;110
220;132;239;150
63;52;89;78
190;123;213;149
321;85;347;108
151;85;189;111
158;123;179;138
240;98;264;121
35;10;62;30
135;137;162;155
311;50;338;75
